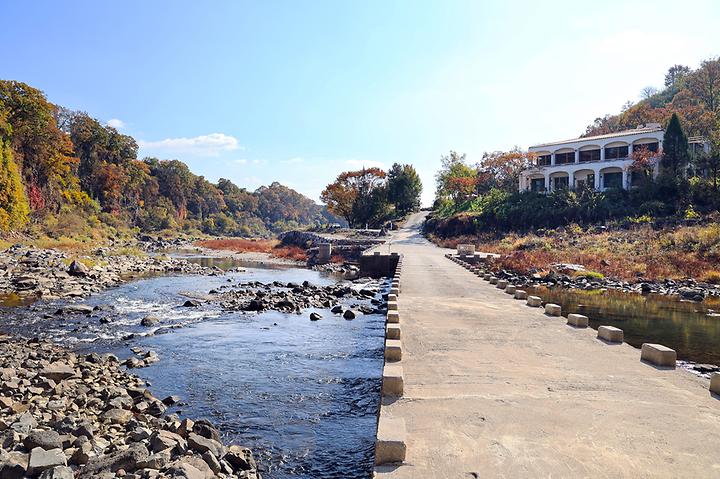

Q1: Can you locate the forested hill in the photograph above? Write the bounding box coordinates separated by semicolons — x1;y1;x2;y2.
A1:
0;80;338;238
583;58;719;138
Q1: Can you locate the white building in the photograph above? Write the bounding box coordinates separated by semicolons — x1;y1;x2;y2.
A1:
520;124;665;193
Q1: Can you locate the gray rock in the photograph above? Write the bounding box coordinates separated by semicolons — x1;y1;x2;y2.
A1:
67;260;89;277
27;448;67;476
82;443;149;475
187;433;224;458
343;309;356;320
23;430;63;451
309;312;322;321
40;363;76;382
101;408;133;425
140;315;160;326
38;465;74;479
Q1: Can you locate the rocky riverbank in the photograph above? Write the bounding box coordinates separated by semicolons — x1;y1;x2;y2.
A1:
208;278;388;318
0;336;259;479
482;263;720;302
0;245;216;302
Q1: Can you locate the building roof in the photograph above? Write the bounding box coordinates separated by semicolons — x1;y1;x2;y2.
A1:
530;125;663;149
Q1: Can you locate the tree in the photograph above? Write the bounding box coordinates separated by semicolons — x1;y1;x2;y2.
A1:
386;163;422;215
665;64;691;88
661;113;690;177
0;140;30;230
435;151;477;207
480;148;536;192
687;57;720;113
640;86;658;100
321;168;387;228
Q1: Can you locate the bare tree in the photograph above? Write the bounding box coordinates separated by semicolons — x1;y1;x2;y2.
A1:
640;86;658;100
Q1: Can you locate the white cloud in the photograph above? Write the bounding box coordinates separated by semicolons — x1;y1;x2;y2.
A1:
285;157;304;164
138;133;242;156
344;159;385;170
107;118;125;129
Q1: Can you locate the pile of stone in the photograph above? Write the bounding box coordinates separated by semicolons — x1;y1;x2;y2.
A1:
0;245;215;301
210;280;385;315
0;336;259;478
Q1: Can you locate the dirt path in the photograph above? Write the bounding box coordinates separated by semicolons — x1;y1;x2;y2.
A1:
377;212;720;478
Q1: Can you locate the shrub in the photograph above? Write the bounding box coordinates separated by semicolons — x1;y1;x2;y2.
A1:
702;270;720;284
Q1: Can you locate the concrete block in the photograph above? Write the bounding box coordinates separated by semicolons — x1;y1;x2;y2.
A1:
387;301;398;311
711;373;720;395
390;287;399;295
567;313;589;328
388;294;397;302
386;324;401;340
641;343;676;368
597;325;623;343
526;296;542;307
382;363;404;396
483;274;492;281
496;280;508;289
489;277;499;285
544;303;561;316
387;311;400;324
514;290;528;300
385;339;402;361
457;244;475;256
375;417;407;465
505;285;516;295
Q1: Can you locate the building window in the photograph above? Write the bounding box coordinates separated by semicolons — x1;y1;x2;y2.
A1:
537;155;551;166
603;172;623;189
579;149;601;162
604;145;629;160
576;174;595;190
634;142;658;153
530;178;545;192
555;152;574;164
553;176;569;190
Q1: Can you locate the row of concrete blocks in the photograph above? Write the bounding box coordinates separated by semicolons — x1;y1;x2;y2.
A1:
450;256;707;377
376;258;407;467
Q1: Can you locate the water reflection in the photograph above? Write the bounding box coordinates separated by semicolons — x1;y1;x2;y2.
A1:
524;285;720;365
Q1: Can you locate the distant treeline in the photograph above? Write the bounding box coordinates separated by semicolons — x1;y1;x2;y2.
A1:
0;80;339;238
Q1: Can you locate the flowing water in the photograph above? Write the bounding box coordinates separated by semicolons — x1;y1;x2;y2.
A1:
524;285;720;367
0;258;386;479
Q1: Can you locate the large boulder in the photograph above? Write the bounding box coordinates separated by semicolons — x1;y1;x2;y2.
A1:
67;260;89;277
23;430;63;451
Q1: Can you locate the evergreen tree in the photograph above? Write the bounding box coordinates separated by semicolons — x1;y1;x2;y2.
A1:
0;140;30;230
387;163;423;215
661;113;689;177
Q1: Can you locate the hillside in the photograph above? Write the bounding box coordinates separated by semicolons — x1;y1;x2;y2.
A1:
0;80;338;240
582;59;718;138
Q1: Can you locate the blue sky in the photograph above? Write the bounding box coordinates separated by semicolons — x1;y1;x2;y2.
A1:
2;1;718;205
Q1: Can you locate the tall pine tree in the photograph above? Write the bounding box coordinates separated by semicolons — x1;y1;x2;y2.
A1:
661;113;689;177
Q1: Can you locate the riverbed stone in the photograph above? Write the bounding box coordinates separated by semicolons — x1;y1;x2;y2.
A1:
23;430;63;451
641;343;677;368
567;313;589;328
598;325;623;343
27;448;66;476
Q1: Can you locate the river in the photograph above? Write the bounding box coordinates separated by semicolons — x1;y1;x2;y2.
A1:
0;257;386;479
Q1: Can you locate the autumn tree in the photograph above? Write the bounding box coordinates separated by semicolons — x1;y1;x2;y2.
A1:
386;163;422;215
0;140;30;230
435;151;478;207
665;64;691;88
321;168;388;228
686;57;720;113
480;148;536;192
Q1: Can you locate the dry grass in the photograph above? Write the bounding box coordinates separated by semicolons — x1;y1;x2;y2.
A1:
197;238;307;262
430;223;720;282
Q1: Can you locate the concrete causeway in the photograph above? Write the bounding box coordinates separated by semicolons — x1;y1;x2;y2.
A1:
373;212;720;478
